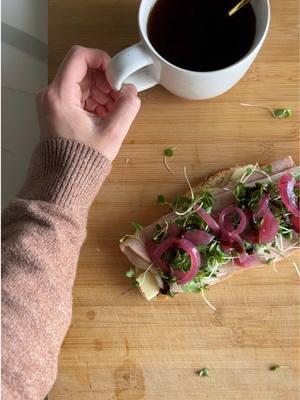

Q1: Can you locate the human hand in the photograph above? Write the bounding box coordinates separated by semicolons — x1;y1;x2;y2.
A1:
36;46;141;161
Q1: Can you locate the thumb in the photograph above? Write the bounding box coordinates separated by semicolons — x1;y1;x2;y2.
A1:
103;84;141;138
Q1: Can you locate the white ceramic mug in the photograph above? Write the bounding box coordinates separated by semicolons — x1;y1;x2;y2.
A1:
106;0;270;100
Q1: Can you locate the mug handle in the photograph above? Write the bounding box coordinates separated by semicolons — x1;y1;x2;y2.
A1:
105;42;158;92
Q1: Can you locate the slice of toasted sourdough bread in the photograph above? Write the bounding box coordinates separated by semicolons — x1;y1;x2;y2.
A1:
120;157;299;300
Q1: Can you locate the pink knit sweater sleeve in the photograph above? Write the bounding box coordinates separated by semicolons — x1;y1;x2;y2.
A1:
1;138;111;400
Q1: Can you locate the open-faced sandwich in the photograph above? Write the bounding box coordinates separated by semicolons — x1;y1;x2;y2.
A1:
120;157;300;302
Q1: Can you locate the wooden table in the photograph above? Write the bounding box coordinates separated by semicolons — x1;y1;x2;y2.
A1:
48;1;300;399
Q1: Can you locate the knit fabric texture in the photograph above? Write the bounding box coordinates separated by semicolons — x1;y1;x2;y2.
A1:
1;138;111;400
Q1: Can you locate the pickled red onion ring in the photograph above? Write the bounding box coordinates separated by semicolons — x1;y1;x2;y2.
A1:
195;207;221;235
219;206;247;236
146;237;201;284
279;173;300;217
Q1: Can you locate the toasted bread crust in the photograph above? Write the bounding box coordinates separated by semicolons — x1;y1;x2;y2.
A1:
185;168;235;197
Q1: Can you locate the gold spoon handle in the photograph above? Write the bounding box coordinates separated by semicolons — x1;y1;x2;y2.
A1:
228;0;251;16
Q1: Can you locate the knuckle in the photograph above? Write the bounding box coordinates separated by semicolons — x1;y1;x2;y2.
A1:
70;45;84;56
45;87;57;105
41;86;60;114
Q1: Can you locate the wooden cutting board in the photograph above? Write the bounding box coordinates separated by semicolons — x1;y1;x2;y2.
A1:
48;1;300;399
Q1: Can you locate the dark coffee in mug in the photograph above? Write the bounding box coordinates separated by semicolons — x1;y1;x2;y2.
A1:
147;0;256;72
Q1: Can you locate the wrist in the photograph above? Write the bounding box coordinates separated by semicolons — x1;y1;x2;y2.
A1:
19;138;111;209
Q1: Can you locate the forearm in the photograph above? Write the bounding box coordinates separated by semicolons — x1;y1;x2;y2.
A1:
1;138;111;400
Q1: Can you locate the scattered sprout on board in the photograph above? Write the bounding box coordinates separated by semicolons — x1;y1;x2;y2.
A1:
272;108;292;119
157;194;166;204
269;364;289;371
292;262;300;279
197;368;209;377
164;147;176;157
240;103;293;119
164;147;176;175
125;268;135;278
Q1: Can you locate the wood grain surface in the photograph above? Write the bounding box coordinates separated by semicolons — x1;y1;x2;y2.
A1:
48;0;300;399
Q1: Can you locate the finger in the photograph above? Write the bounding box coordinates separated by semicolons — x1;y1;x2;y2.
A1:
81;87;91;107
95;104;109;118
79;69;93;106
105;98;115;112
102;84;141;138
85;97;98;113
81;80;92;106
53;46;111;92
80;68;94;93
91;86;111;105
110;91;118;100
93;70;112;94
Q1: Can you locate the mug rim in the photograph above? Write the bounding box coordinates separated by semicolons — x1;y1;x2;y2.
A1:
138;0;271;75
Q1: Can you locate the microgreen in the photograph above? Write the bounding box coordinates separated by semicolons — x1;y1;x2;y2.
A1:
169;191;214;232
125;268;135;278
294;171;300;181
266;257;275;264
157;194;166;204
160;271;177;285
235;175;296;255
172;191;214;217
292;262;300;279
201;288;217;311
197;368;209;377
240;103;292;119
164;147;176;175
182;280;202;293
235;183;247;204
132;222;143;232
175;213;204;231
195;191;214;212
164;248;191;272
153;222;169;243
261;164;273;175
272;108;292;119
160;166;214;219
239;163;273;185
164;147;176;157
235;181;274;211
269;364;280;371
184;166;195;201
172;196;193;213
269;364;289;371
181;240;233;299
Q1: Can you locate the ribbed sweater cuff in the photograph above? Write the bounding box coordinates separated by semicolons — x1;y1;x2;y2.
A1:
19;139;111;209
